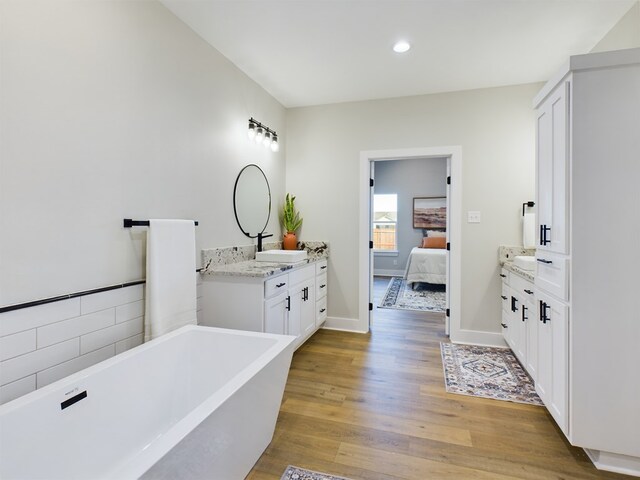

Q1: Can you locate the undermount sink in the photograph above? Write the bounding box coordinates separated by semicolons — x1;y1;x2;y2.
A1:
513;255;536;271
255;249;308;263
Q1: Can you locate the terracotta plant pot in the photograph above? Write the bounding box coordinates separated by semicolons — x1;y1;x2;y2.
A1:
283;232;298;250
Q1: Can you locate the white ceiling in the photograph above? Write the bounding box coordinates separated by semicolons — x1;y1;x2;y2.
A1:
161;0;635;108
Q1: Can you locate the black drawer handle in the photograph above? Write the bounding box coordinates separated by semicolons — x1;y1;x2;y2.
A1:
524;289;533;295
276;282;286;288
522;305;528;322
320;265;327;270
499;274;506;278
536;258;552;264
286;295;290;311
501;323;508;328
320;308;326;313
539;300;550;323
511;296;518;313
501;295;507;300
320;284;326;288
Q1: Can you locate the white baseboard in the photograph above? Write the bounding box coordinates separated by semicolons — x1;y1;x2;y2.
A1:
322;316;368;333
373;269;404;277
585;448;640;477
450;329;507;347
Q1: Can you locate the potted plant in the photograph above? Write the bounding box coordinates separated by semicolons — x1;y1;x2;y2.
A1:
281;193;303;250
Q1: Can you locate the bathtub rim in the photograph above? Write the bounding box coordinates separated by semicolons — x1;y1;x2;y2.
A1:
0;325;296;480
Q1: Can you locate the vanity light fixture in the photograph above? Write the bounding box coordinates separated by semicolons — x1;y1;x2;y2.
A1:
247;118;279;152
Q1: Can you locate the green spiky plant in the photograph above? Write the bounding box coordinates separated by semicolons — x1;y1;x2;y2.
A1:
282;193;303;233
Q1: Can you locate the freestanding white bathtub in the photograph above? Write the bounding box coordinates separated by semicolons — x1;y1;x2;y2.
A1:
0;325;295;479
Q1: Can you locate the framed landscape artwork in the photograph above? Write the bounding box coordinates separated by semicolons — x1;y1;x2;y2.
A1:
413;197;446;229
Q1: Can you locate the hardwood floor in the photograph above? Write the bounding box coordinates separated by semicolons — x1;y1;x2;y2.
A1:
246;277;626;479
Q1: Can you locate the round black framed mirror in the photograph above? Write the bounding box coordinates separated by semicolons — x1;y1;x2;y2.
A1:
233;164;271;238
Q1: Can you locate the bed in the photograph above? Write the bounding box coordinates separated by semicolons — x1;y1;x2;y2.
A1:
404;247;447;287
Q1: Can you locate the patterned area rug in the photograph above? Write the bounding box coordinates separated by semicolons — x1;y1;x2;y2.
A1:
379;277;446;312
280;466;353;480
440;342;543;405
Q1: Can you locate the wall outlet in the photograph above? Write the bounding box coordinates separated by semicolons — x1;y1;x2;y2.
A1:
467;211;481;223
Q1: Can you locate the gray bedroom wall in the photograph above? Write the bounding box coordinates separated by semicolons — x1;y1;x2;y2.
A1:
373;157;447;276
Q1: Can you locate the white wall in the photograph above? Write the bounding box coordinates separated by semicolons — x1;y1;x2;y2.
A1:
373;157;447;275
591;1;640;53
286;83;539;335
0;1;286;306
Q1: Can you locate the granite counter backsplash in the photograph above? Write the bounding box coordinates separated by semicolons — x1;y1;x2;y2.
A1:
201;241;329;278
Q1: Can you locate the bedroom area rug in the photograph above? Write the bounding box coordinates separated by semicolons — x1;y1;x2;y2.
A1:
378;277;446;312
280;466;353;480
440;342;543;405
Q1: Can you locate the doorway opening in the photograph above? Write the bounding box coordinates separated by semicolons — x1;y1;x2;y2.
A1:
358;147;462;338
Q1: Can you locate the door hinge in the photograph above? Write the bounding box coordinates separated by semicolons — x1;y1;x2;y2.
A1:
447;176;451;185
370;178;374;187
369;302;373;311
446;308;450;317
369;240;373;249
446;242;450;251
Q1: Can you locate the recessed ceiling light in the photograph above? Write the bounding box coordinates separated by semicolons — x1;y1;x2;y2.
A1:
393;40;411;53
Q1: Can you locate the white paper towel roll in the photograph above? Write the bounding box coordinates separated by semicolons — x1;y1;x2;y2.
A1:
523;212;535;248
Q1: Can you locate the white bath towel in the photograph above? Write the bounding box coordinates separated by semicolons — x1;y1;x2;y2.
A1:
144;219;197;342
523;212;536;248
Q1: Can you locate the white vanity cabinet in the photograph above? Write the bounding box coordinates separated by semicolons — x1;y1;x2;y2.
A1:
201;259;328;350
500;268;536;381
533;48;640;474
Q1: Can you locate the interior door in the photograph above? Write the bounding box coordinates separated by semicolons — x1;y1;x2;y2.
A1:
445;157;451;335
368;160;375;328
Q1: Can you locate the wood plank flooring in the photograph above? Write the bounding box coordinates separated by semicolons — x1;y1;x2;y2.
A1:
246;277;627;479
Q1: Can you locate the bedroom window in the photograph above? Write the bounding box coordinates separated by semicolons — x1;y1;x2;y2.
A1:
373;194;398;253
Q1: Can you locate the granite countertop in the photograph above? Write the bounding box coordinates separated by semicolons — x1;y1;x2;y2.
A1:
502;262;535;282
499;245;535;282
201;241;329;278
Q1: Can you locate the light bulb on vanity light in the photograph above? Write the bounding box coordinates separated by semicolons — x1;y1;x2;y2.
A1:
271;135;279;152
255;127;264;143
247;121;256;140
263;131;271;148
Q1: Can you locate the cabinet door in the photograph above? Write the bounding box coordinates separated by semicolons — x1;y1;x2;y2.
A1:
535;291;569;434
289;279;316;340
536;80;569;255
514;295;528;365
300;279;316;338
524;296;537;382
264;292;288;335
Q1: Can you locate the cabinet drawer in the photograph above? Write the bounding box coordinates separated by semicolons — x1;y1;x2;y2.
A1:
316;272;328;299
510;274;535;299
316;259;328;275
535;252;569;301
500;268;510;284
264;274;289;299
316;296;327;325
289;264;315;286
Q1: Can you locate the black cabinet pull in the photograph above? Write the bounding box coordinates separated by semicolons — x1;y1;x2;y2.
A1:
500;274;506;278
286;296;290;311
540;224;551;245
524;289;533;295
536;258;552;264
320;308;326;313
522;305;528;322
539;300;550;323
501;295;507;300
320;265;327;270
501;323;508;328
511;296;518;313
320;284;326;288
276;282;286;288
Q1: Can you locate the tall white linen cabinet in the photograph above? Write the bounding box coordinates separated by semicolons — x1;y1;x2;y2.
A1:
534;47;640;476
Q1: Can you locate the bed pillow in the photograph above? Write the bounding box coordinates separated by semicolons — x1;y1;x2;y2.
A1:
421;236;446;249
426;230;446;238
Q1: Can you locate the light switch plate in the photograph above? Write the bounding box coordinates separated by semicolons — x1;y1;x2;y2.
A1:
467;211;481;223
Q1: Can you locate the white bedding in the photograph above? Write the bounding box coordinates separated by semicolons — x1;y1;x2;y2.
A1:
404;247;447;285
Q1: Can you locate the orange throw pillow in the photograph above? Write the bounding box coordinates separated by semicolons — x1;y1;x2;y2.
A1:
421;236;446;249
